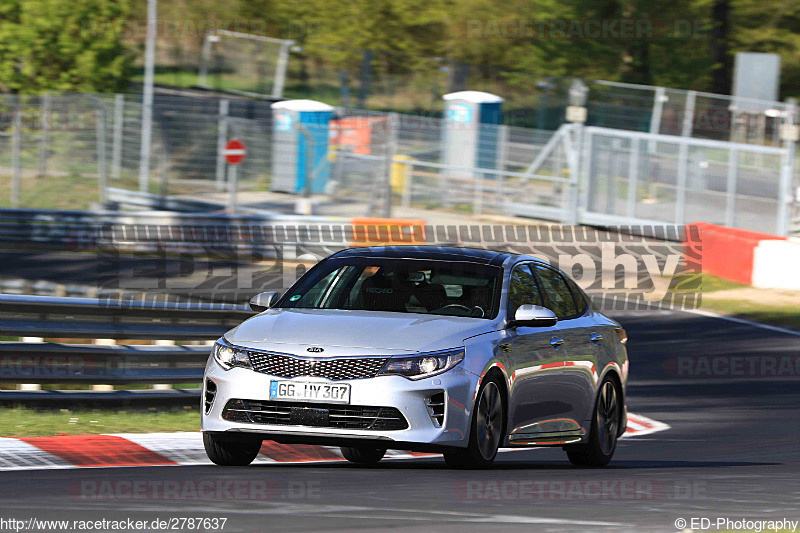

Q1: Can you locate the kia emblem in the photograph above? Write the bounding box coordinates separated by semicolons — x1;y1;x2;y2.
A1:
307;347;324;353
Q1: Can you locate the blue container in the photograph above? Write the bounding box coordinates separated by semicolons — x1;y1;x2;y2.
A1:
271;100;334;194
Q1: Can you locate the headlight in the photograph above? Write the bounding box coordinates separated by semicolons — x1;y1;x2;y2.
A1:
212;338;251;370
378;348;465;380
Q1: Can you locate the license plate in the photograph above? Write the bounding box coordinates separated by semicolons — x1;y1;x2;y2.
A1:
269;380;351;404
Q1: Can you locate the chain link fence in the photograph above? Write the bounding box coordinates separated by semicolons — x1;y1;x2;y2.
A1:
1;89;797;235
190;35;798;148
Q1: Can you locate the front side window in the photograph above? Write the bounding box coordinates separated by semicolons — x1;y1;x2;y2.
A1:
507;264;543;318
279;258;502;319
532;264;578;318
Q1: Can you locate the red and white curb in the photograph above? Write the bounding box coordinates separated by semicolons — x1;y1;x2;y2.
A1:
0;413;668;471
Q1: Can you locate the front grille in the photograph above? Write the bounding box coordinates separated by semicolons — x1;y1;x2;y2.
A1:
247;350;389;381
222;399;409;431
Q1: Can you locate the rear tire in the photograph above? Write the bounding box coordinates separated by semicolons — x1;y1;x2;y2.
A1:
203;432;261;466
340;446;386;465
565;378;620;467
444;378;505;469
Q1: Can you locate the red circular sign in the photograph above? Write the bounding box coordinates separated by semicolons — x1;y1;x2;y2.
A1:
223;139;246;165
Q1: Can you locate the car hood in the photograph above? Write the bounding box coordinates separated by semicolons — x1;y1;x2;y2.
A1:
225;308;496;355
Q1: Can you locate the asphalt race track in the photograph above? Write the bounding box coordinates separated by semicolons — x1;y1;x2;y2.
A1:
1;306;798;532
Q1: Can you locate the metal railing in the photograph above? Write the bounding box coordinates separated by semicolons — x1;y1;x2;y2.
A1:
0;293;252;402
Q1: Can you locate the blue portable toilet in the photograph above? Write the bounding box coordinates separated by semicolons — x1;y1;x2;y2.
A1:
270;99;334;194
442;91;503;177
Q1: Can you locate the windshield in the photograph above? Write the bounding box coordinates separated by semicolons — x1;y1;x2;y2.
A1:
278;257;502;319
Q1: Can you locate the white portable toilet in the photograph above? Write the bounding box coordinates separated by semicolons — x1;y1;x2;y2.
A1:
442;91;503;177
270;99;334;194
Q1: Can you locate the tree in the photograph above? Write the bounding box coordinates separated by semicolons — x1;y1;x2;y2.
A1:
0;0;133;93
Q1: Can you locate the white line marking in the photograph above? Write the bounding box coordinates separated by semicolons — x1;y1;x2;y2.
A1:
682;307;800;337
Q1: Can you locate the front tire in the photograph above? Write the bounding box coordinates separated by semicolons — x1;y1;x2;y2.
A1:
565;378;620;467
444;378;504;469
203;432;261;466
340;446;386;465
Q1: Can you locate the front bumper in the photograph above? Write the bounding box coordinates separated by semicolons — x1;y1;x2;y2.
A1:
201;356;478;449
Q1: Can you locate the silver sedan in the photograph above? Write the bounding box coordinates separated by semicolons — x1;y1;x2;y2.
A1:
202;246;628;468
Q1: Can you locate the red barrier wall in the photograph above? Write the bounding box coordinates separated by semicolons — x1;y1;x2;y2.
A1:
686;222;786;284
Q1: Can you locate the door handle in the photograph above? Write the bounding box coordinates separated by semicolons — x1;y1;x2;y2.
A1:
550;337;564;348
589;333;603;343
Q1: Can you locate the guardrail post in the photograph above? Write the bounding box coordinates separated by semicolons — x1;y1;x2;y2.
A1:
153;340;175;391
92;338;116;391
18;337;44;391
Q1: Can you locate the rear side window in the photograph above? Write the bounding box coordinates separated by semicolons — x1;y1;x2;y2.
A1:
507;264;543;317
532;264;578;318
565;277;588;315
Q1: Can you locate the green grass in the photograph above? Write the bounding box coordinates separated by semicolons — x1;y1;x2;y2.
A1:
669;272;749;293
696;299;800;331
0;407;201;437
0;172;100;211
34;383;200;391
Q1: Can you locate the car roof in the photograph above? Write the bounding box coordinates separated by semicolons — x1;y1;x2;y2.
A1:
332;246;514;266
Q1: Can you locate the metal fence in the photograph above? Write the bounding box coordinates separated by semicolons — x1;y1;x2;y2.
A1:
0;293;252;402
1;90;798;235
191;35;799;145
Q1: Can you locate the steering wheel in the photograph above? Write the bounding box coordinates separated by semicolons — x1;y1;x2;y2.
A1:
437;304;473;313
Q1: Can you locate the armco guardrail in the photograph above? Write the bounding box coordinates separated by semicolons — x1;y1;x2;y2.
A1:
106;188;226;213
0;208;351;254
0;294;252;403
0;294;251;339
0;208;428;256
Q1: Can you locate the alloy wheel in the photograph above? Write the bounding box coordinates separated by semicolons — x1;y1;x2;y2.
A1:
475;381;503;460
595;381;619;455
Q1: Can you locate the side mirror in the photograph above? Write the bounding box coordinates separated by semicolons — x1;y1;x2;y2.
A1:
509;304;557;328
249;291;280;312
